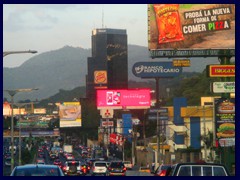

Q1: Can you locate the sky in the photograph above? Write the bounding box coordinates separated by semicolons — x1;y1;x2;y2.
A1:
3;4;148;68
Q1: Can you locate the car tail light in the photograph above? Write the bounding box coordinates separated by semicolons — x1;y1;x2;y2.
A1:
123;167;127;171
160;170;167;176
62;166;67;171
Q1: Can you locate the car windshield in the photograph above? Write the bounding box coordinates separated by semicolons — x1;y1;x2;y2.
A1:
161;165;171;170
67;162;80;166
110;162;124;168
95;163;106;167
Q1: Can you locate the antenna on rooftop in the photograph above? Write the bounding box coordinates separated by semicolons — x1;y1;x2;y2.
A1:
102;5;104;28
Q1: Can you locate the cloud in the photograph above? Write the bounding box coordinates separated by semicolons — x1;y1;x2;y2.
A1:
3;11;25;32
3;4;60;32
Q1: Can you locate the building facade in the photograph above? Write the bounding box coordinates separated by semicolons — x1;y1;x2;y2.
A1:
86;28;128;99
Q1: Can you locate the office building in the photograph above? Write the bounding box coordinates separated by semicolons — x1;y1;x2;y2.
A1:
86;28;128;99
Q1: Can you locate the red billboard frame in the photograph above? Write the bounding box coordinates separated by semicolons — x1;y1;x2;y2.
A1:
208;65;235;77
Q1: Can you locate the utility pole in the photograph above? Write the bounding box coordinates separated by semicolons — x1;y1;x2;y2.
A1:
131;125;135;165
122;138;125;162
203;106;207;161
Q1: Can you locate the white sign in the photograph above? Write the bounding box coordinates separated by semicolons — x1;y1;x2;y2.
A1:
100;109;114;118
212;82;235;93
102;120;114;127
219;138;235;147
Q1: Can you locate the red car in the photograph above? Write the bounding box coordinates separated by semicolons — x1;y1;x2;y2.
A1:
53;159;63;168
154;164;172;176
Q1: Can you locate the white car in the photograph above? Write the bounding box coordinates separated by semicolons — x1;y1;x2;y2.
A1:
91;161;108;176
123;161;133;170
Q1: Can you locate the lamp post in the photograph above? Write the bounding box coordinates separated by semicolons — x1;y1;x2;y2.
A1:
4;88;38;171
14;102;33;166
3;50;37;57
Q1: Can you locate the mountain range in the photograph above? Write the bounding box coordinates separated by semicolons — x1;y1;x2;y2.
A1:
3;45;220;102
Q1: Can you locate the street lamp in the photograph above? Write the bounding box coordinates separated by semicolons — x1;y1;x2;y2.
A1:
14;102;33;166
4;88;38;171
3;50;37;57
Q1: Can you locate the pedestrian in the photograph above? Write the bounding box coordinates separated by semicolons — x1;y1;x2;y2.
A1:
151;162;155;172
147;162;150;168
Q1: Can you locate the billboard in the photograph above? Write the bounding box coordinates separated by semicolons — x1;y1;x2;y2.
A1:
34;108;46;114
207;65;235;77
132;61;182;78
212;82;235;93
96;89;151;109
59;102;82;127
3;102;11;116
148;4;235;57
214;98;235;147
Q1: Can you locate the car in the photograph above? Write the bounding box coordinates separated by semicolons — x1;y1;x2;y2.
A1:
123;161;133;170
4;152;11;159
36;158;45;165
38;152;45;158
10;164;64;176
5;157;12;166
81;151;89;158
91;161;108;176
65;153;74;160
50;153;58;160
168;162;230;176
107;161;127;176
85;158;96;173
153;164;172;176
139;166;151;173
62;160;85;176
53;159;63;168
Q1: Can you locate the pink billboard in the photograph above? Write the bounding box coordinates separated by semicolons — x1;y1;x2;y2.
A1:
97;89;151;109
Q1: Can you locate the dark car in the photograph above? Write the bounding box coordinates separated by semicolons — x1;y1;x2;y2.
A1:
107;161;126;176
10;164;64;176
50;153;58;160
53;159;63;168
5;157;12;166
168;162;230;176
86;158;96;173
38;152;45;158
4;152;11;159
62;160;86;176
153;164;172;176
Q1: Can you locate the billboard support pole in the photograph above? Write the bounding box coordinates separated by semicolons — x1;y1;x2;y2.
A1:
155;77;160;166
218;50;232;173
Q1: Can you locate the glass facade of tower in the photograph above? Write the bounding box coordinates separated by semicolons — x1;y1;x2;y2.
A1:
87;28;128;99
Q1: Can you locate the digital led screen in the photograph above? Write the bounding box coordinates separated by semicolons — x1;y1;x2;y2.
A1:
97;89;151;109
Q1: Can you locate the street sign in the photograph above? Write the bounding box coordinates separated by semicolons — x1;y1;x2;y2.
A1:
149;108;168;113
148;115;168;121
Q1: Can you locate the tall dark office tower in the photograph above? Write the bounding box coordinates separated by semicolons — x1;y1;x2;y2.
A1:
86;28;128;99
